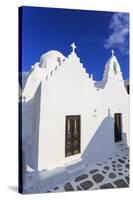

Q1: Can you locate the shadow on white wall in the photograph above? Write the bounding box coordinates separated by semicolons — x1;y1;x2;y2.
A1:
81;113;128;166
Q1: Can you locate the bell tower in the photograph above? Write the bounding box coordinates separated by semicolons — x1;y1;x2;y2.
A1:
102;50;124;85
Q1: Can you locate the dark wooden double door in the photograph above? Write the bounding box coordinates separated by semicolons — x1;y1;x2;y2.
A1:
114;113;122;142
65;115;80;157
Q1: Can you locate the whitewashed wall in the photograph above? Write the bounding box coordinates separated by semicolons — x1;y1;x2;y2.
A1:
22;46;129;171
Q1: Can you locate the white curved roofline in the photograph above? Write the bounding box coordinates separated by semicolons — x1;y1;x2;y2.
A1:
40;50;65;59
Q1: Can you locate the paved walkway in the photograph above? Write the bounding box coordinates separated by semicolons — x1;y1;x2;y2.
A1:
49;143;129;192
23;142;129;193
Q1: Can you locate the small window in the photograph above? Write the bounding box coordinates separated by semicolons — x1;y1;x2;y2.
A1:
57;57;61;66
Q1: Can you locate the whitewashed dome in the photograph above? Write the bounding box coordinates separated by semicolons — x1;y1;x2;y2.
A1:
40;50;65;68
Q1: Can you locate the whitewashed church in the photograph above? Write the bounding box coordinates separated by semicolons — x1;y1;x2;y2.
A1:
21;43;129;174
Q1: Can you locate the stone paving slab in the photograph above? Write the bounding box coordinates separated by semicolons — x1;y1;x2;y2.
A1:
64;183;74;191
74;174;88;182
80;180;93;190
113;179;128;188
100;183;114;189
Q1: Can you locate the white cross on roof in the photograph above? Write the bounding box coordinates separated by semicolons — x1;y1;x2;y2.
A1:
71;42;76;52
111;49;115;56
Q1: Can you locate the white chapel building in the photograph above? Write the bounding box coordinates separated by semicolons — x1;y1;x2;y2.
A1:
21;43;129;172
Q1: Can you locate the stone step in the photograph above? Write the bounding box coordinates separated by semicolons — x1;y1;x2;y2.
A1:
66;159;86;175
37;167;68;192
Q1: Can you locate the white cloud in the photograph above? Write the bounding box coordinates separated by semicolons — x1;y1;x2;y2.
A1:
104;13;129;54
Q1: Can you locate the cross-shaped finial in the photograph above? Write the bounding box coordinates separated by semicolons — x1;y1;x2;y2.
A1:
111;49;115;56
71;42;76;52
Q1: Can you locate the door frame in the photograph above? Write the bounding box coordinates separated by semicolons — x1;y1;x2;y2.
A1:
65;115;81;157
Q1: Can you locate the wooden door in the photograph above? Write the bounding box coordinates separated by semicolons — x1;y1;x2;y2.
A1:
65;116;80;157
114;113;122;142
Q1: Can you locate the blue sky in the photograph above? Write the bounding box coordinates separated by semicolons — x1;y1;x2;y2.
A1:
20;6;129;80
